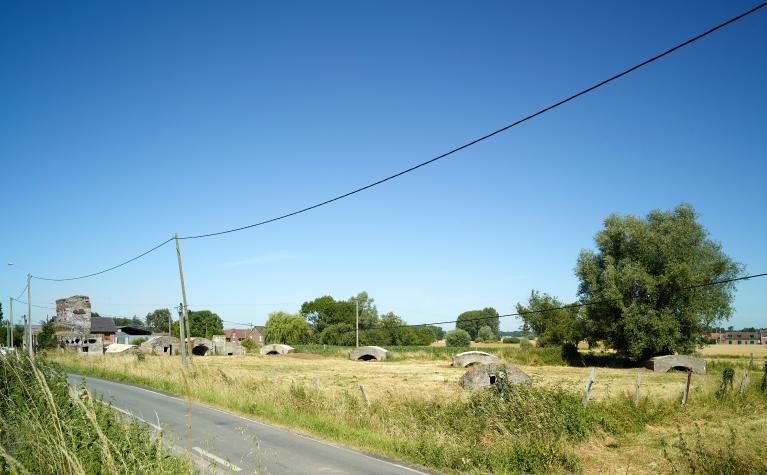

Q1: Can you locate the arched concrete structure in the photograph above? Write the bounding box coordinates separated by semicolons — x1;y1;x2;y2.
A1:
139;336;180;356
645;355;706;374
260;344;295;356
459;363;530;390
349;346;388;361
452;350;501;368
190;337;213;356
105;344;138;355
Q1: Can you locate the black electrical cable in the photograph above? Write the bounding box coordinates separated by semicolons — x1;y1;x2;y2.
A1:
179;2;767;240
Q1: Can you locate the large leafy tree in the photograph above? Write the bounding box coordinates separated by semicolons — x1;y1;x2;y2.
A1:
516;290;580;347
456;308;500;340
576;204;742;359
300;296;355;333
264;311;309;345
145;309;171;333
172;310;223;338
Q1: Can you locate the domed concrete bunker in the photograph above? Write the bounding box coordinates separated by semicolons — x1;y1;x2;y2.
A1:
350;346;388;361
452;350;501;368
260;344;295;356
190;337;213;356
645;355;706;374
459;363;530;390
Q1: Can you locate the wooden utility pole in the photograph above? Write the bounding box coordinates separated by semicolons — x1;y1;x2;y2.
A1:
7;298;12;348
355;299;359;348
26;273;32;357
177;304;187;367
174;234;193;363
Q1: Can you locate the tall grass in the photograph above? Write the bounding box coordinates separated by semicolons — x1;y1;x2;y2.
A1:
0;354;190;474
51;353;767;474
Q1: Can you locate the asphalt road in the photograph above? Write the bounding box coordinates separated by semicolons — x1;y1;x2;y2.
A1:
68;373;432;475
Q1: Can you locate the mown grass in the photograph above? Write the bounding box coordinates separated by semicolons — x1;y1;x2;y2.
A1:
0;353;191;474
49;351;767;474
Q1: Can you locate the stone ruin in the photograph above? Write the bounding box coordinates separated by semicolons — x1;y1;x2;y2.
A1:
459;363;530;390
139;336;180;356
349;345;388;361
452;350;501;368
189;337;213;356
58;332;103;356
212;335;246;356
645;354;706;374
260;343;295;356
54;295;92;333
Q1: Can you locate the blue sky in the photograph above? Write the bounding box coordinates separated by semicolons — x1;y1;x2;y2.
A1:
1;1;765;330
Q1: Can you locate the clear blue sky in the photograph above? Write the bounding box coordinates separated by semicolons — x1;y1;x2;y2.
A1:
1;1;765;330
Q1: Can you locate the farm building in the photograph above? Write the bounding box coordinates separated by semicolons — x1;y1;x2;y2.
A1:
707;330;766;345
90;317;118;343
116;326;152;344
223;326;265;345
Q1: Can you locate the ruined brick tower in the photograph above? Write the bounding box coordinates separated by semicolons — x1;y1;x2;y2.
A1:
54;295;92;333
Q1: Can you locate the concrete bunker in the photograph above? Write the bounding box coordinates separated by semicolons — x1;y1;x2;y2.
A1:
349;345;388;361
189;337;213;356
459;363;530;390
452;350;501;368
260;344;295;356
645;355;706;374
139;336;180;356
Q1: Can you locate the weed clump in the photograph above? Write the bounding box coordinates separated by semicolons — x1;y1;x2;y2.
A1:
0;354;189;474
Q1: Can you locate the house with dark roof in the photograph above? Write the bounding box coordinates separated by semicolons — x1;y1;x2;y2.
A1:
224;326;265;345
90;317;118;343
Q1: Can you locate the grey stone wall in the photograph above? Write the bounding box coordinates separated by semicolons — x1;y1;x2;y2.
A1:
55;295;92;333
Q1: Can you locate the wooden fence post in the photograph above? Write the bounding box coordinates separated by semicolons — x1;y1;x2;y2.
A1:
634;372;641;407
315;376;321;391
740;371;750;396
681;370;692;407
582;367;596;407
271;368;275;384
359;384;370;407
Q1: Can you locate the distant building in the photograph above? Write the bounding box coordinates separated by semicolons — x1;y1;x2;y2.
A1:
707;330;765;345
90;317;118;343
224;326;264;345
116;326;152;344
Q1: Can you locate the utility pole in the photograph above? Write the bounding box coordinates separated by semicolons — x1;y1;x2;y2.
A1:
8;298;13;348
27;273;32;357
177;304;187;367
174;234;192;363
355;299;359;348
168;310;172;337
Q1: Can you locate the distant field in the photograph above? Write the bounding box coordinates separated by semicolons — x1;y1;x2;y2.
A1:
699;343;767;358
49;348;767;474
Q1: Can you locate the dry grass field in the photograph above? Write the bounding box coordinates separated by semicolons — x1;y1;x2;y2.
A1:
698;343;767;358
48;347;767;474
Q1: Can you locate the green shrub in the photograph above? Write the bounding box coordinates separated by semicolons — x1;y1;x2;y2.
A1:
0;354;188;473
445;329;471;347
240;338;257;352
135;352;146;362
502;337;520;344
131;337;148;346
476;325;495;343
662;425;766;474
519;337;532;349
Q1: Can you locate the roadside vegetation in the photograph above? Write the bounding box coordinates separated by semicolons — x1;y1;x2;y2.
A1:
49;349;767;474
0;353;191;474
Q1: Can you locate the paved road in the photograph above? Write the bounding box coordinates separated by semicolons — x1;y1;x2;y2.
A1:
68;373;432;475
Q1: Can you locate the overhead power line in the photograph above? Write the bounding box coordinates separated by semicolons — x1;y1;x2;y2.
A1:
178;2;767;240
31;237;174;282
345;272;767;334
15;283;29;300
21;2;767;282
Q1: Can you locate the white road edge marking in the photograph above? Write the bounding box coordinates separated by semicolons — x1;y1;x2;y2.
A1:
101;401;162;432
77;374;431;475
192;446;243;472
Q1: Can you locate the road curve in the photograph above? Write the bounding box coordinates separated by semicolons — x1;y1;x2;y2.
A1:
68;373;434;475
